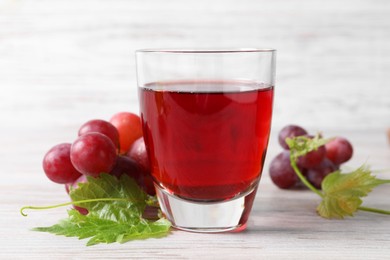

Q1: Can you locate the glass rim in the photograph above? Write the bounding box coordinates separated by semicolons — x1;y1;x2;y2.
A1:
136;48;276;54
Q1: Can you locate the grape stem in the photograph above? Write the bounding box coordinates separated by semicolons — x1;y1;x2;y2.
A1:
290;154;324;198
358;206;390;215
20;198;129;217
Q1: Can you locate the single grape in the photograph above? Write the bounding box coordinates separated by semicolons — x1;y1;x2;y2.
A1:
65;175;89;215
65;174;87;194
70;132;117;177
325;137;353;165
78;119;120;150
42;143;82;184
269;151;300;189
278;125;308;150
127;137;155;195
127;137;150;173
73;205;89;215
110;155;155;195
110;155;143;182
306;158;338;189
110;112;143;154
297;144;326;169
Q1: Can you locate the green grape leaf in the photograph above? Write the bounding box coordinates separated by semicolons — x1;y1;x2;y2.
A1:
32;174;171;245
69;174;147;214
317;165;390;219
34;208;171;246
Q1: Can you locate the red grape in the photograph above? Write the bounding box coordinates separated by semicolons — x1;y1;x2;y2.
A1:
110;155;155;195
73;205;89;215
78;119;120;150
65;175;89;215
269;151;300;189
65;174;88;194
42;143;82;184
127;137;155;195
306;158;338;189
325;137;353;165
127;137;150;173
297;144;326;169
278;125;308;150
70;132;117;177
110;112;143;154
110;155;143;182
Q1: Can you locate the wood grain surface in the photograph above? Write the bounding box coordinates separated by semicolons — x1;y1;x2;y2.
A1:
0;0;389;259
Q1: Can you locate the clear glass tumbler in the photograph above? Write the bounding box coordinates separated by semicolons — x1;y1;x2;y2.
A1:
136;49;276;232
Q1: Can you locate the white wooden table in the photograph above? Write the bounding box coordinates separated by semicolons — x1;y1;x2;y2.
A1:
1;0;389;259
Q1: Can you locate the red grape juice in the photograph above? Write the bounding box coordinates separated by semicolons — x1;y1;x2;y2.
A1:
139;80;274;201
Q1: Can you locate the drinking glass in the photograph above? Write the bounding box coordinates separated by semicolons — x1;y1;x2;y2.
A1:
136;49;276;232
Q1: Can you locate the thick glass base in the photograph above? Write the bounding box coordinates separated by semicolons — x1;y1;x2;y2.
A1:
155;184;258;233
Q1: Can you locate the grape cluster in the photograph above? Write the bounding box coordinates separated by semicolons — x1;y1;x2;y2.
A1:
42;112;154;214
269;125;354;189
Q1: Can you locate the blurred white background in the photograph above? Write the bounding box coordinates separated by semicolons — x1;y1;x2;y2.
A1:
0;0;389;174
